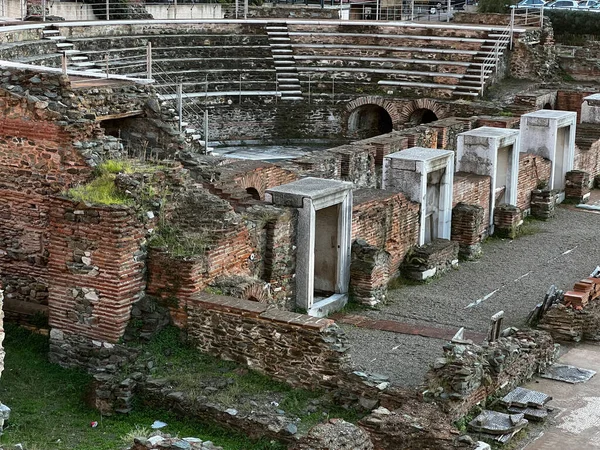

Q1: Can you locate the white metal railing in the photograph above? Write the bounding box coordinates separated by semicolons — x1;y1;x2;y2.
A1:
478;22;512;96
370;0;469;22
510;5;545;27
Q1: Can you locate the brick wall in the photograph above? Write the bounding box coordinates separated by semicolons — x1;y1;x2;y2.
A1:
186;293;351;390
352;189;420;277
517;154;552;211
146;226;254;325
557;90;596;122
47;198;146;343
575;124;600;178
453;172;491;234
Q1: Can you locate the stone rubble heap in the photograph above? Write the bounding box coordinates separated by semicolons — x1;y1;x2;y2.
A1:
129;433;222;450
424;328;556;419
537;268;600;342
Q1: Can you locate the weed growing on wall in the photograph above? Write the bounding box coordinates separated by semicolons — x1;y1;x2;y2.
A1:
148;226;212;258
67;159;133;206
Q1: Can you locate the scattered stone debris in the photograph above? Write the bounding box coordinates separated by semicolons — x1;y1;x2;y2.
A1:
540;364;597;384
129;433;222;450
500;387;553;422
500;387;552;409
468;410;528;444
290;419;373;450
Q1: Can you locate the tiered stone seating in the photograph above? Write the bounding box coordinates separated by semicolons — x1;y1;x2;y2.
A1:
0;20;526;100
286;22;524;98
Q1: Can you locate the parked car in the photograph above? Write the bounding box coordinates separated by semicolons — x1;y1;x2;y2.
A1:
546;0;579;8
516;0;546;8
578;0;599;8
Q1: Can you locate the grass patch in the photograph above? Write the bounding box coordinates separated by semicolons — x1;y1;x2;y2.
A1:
148;226;211;258
68;175;131;206
67;159;134;206
140;327;364;434
0;324;284;450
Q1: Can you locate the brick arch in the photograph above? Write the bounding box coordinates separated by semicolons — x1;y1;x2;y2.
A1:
398;99;446;124
238;172;268;199
346;96;401;127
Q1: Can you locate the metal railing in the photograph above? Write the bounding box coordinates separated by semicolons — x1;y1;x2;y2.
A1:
510;5;545;27
478;23;512;96
377;0;469;22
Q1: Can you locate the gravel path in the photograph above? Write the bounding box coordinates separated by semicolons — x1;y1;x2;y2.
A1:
343;206;600;387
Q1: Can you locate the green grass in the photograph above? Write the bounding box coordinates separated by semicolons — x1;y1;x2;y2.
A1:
0;325;284;450
67;175;131;206
148;227;211;258
139;327;364;433
67;159;135;206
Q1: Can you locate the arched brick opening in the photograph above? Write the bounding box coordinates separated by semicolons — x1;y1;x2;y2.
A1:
246;187;261;200
408;108;438;125
346;96;400;138
348;104;394;139
543;103;553;110
398;99;446;126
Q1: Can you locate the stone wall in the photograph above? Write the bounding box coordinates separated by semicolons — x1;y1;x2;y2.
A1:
424;329;556;420
47;198;147;343
516;154;553;211
352;189;420;277
186;293;351;390
453;172;491;234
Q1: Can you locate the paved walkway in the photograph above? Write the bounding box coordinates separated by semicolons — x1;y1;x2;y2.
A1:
522;344;600;450
340;202;600;387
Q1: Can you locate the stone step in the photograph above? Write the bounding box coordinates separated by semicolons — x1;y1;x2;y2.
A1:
56;42;74;49
81;68;104;73
72;61;97;68
269;43;292;48
291;43;480;56
265;26;288;30
272;48;293;53
42;29;60;35
267;31;289;36
46;35;66;41
378;80;458;89
273;54;294;59
278;84;301;89
70;56;89;61
301;67;464;79
270;37;291;42
62;49;82;55
280;96;304;101
279;89;302;95
277;77;300;82
452;90;480;97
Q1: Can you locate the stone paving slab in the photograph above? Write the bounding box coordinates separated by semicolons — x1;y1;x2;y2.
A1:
522;344;600;450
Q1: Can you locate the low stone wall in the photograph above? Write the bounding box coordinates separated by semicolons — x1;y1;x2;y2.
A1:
453;172;491;236
403;239;459;281
424;329;556;420
350;239;390;307
493;204;522;239
517;154;552;211
451;203;485;260
186;293;351;391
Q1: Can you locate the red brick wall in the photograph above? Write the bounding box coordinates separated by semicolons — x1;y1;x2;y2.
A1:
47;198;146;343
147;226;254;326
575;125;600;178
352;189;420;276
453;173;491;235
556;90;596;123
517;154;553;211
0;96;92;195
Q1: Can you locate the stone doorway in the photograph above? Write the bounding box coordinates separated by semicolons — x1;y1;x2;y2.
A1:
266;178;353;317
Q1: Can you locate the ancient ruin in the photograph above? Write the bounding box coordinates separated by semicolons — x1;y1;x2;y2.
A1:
0;2;598;449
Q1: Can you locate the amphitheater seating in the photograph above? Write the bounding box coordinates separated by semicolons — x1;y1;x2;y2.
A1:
0;20;528;101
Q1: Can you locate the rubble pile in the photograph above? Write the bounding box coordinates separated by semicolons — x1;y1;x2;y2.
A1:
424;329;556;418
537;267;600;342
